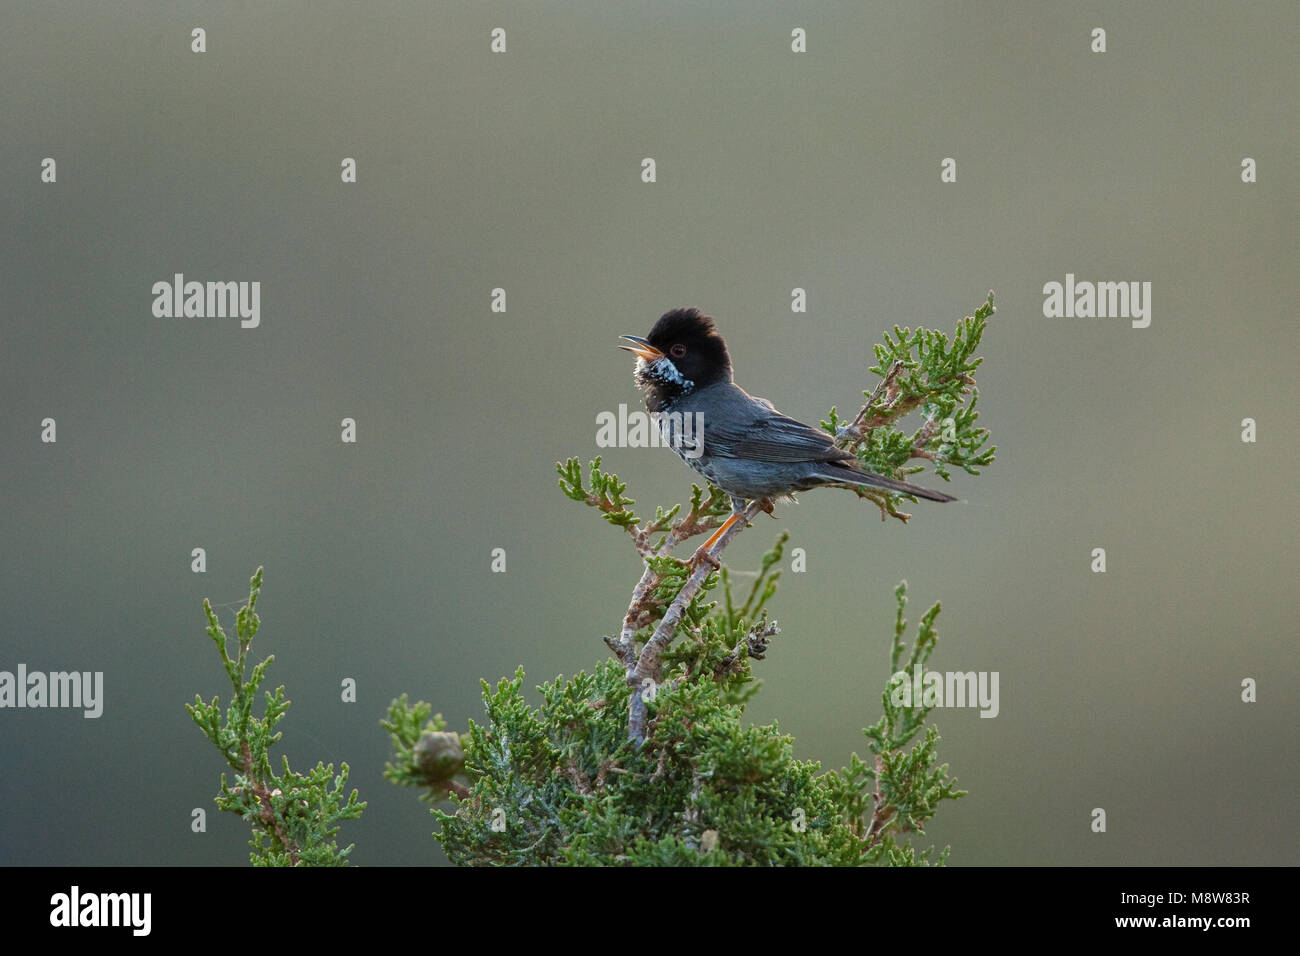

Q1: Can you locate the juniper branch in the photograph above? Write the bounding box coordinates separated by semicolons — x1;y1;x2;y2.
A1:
626;498;767;743
188;568;365;866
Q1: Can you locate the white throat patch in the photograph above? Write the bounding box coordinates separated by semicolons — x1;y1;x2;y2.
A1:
638;356;694;391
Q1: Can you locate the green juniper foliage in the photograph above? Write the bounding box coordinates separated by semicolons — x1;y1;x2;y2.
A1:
829;584;967;865
823;292;996;519
386;294;995;866
387;580;963;866
382;697;466;800
188;568;365;866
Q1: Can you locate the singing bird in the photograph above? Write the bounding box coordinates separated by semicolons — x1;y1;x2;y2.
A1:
621;308;955;566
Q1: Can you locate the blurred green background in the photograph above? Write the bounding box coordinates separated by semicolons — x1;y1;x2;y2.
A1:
2;1;1296;865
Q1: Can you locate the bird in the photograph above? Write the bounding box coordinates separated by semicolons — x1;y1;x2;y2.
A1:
620;307;956;567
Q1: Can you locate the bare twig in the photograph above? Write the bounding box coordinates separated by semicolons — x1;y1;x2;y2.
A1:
437;779;470;800
837;359;905;450
862;753;894;851
611;486;733;665
625;499;767;744
240;739;300;866
910;415;940;458
612;565;658;666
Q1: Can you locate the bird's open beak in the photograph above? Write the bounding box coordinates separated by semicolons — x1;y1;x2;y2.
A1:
618;335;664;361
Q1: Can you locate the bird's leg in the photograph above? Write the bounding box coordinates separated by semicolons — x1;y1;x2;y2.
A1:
687;514;738;570
686;498;765;570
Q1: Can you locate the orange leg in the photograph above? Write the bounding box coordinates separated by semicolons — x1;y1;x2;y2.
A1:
688;511;744;569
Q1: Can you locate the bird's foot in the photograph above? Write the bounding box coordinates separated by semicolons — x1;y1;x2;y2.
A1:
686;544;722;571
683;510;745;572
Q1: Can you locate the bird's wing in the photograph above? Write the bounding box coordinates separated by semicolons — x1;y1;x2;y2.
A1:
707;405;856;465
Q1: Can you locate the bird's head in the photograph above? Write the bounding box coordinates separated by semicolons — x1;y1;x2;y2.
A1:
620;308;733;407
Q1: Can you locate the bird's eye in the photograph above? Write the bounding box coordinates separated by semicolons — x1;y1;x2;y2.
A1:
669;344;687;359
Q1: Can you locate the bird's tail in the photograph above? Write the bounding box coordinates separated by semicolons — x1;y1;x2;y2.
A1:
817;463;958;502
